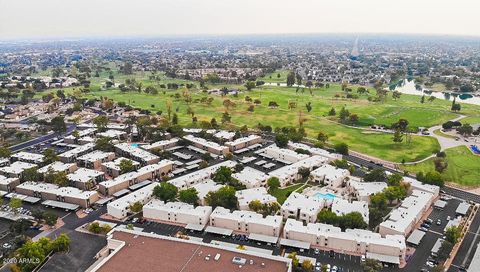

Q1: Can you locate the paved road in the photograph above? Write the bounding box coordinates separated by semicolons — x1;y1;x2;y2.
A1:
8;124;76;152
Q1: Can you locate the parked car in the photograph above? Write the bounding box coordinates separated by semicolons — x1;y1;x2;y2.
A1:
437;219;442;225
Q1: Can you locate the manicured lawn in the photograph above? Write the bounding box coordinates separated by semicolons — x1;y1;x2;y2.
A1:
401;146;480;186
433;129;457;139
270;184;305;204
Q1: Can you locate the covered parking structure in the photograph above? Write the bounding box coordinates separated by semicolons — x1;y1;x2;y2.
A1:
42;200;79;211
366;252;400;265
248;233;279;244
407;229;426;247
279;238;310;250
456;202;470;216
185;223;205;232
205;226;233;236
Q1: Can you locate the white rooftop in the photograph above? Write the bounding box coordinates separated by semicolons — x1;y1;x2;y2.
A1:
38;161;76;174
141;138;179;151
78;150;114;162
167;161;236;189
11;151;44;163
67;168;104;183
331;198;369;223
232;167;268;188
0;161;37;175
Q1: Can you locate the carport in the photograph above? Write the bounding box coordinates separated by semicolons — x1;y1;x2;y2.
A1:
94;197;113;206
456;202;470;216
129;180;152;191
42;200;79;211
248;233;278;244
406;229;426;246
112;189;130;198
434;200;447;209
205;226;233;236
366;252;400;265
279;238;310;250
185;223;205;232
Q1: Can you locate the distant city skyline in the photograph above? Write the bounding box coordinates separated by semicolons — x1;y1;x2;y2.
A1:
1;0;480;39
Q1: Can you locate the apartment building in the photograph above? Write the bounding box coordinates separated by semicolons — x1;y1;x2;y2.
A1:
107;182;158;219
210;207;283;237
269;156;328;186
183;135;229;156
98;160;173;196
225;135;262;152
281;192;324;223
236;187;278;211
114;143;160;166
101;157;140;178
143;199;212;226
77;150;116;169
232;167;268;188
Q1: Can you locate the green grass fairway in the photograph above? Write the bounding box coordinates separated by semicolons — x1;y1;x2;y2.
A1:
34;78;480;163
401;146;480;186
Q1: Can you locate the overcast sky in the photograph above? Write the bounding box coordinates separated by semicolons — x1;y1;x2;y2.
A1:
1;0;479;39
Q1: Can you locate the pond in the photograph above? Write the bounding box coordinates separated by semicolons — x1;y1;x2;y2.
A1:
393;79;480;106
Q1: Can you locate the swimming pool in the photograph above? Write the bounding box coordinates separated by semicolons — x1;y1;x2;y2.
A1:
313;192;337;200
131;143;140;148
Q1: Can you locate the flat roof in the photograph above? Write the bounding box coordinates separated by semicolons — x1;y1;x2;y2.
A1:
279;238;310;249
5;193;41;203
456;202;470;215
42;200;79;210
366;252;400;264
434;200;447;208
185;223;205;231
406;229;426;246
248;233;278;244
205;226;233;236
96;230;290;272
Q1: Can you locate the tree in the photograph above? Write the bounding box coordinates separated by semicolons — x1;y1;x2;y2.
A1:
50;116;66;134
9;197;22;214
445;226;462;244
93;115;108;131
248;200;263;212
287;252;300;268
21;167;40;182
43;212;58;227
392;129;403;143
334;142;349;155
328;107;336;116
387;173;403;186
244;80;256;91
43;148;59;164
172;113;179;125
364;169;387;182
274;133;289;148
302;259;314;271
119;159;135;174
317;209;339;225
0;147;11;158
361;258;382;272
305;102;312;112
317;131;328;143
221;112;231;124
95;137;114;152
153;182;178;202
392;91;401;100
438;240;454;261
423;171;445;187
179;188;200;205
129;201;143;213
458;123;473;136
286;71;296;87
205;186;237;209
51;233;71;252
267;177;281;193
338;107;350;122
298;167;310;179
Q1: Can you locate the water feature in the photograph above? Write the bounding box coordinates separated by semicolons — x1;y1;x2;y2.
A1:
393;79;480;106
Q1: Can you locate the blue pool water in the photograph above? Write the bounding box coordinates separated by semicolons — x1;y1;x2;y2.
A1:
313;192;337;200
131;143;140;147
471;145;480;154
